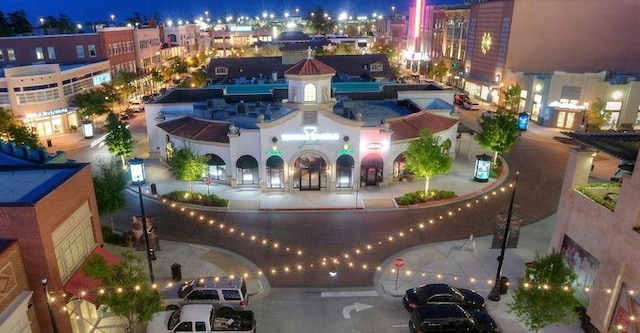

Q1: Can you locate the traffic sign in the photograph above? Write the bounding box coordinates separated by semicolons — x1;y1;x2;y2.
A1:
393;257;405;268
204;177;212;185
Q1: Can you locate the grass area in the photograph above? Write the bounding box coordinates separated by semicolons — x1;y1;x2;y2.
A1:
161;190;229;207
395;189;457;206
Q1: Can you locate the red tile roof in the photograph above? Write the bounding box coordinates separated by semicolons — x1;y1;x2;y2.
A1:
157;117;230;144
285;58;336;76
387;111;459;141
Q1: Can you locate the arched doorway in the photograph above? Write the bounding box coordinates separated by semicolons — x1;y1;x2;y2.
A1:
336;154;355;188
361;153;383;186
236;155;258;185
293;152;327;191
205;154;226;181
393;153;407;180
266;156;285;189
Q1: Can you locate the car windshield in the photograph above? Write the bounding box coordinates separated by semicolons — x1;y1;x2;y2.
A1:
179;284;194;298
167;308;182;330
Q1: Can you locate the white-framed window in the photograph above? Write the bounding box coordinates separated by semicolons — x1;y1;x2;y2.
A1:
7;48;15;61
52;202;96;281
304;83;316;102
47;46;56;59
76;45;85;58
215;67;228;75
370;63;383;72
88;45;96;57
35;47;44;60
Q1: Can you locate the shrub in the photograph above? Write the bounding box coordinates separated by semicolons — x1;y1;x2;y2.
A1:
162;191;229;207
395;189;456;205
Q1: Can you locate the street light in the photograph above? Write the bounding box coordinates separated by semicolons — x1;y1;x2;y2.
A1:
488;171;520;302
42;278;60;333
129;158;156;282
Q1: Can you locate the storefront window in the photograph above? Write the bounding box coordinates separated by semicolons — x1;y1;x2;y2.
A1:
236;155;258;185
336;155;354;188
266;156;284;189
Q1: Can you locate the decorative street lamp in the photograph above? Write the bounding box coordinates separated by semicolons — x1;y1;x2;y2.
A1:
42;278;60;333
129;158;156;282
488;171;520;302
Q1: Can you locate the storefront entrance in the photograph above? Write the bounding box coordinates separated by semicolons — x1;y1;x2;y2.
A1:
361;153;384;186
293;153;327;191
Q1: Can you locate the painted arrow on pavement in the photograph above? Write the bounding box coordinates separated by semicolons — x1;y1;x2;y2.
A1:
342;302;374;319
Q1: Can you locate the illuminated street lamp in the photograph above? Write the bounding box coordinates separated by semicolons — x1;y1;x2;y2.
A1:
110;14;115;25
129;158;156;282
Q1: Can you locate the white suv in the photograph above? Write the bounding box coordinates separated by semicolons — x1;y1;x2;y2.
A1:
162;276;248;311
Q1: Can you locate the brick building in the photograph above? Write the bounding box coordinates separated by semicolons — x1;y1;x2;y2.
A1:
0;163;106;333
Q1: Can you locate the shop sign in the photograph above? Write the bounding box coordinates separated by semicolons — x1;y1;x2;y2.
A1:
367;142;383;150
266;149;282;157
337;147;354;155
32;108;68;118
281;126;340;142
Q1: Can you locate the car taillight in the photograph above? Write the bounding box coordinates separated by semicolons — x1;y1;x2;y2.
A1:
409;302;418;309
240;300;246;307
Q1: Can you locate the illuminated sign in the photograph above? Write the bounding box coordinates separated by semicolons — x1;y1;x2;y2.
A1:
266;145;282;156
281;126;340;141
31;108;69;118
367;142;383;149
337;147;354;155
92;73;111;86
481;33;492;54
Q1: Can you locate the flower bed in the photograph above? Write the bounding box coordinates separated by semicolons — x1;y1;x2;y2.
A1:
162;191;229;207
395;189;457;206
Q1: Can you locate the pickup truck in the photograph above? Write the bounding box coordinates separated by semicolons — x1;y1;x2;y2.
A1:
147;304;256;333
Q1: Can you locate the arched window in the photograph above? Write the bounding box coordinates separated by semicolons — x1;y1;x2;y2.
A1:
304;83;316;102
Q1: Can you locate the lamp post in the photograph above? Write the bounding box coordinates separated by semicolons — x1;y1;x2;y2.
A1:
129;158;156;282
42;278;60;333
488;171;519;302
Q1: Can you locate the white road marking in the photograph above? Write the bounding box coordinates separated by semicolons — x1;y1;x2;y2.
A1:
321;290;379;297
342;302;374;319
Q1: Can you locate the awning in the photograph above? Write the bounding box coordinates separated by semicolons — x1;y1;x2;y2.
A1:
266;156;284;168
236;155;258;169
64;246;121;304
337;154;354;167
361;154;383;169
207;154;225;166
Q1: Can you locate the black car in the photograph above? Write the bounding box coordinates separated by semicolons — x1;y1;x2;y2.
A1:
403;283;486;312
408;304;500;333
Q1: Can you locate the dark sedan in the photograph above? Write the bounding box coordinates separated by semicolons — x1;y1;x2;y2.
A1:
403;283;486;312
408;304;500;333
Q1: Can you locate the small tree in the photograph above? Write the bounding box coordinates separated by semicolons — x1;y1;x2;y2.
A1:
509;251;579;332
93;159;128;217
584;98;608;131
104;113;134;167
502;83;522;114
475;108;521;164
405;129;453;193
166;147;207;192
71;88;111;118
83;250;163;331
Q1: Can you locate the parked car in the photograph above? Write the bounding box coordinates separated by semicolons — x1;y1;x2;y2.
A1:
463;101;480;110
403;283;486;312
408;304;500;333
481;110;497;119
129;101;144;112
147;304;256;333
454;94;470;105
119;110;134;120
162;276;249;311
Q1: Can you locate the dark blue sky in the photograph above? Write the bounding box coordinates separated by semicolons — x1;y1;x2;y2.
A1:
4;0;431;25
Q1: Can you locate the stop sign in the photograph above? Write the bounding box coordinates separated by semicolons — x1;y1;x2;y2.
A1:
393;257;405;268
204;177;212;185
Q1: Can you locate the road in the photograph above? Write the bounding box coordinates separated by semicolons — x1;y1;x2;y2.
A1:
69;108;573;289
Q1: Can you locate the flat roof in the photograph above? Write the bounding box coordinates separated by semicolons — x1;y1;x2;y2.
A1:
561;131;640;162
0;163;88;205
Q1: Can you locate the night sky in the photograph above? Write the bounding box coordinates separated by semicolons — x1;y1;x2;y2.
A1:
4;0;421;26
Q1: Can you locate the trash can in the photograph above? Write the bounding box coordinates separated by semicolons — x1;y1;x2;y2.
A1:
46;138;52;147
499;276;510;294
171;263;182;282
151;183;157;195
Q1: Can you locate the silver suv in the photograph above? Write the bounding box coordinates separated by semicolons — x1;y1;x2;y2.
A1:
162;276;248;311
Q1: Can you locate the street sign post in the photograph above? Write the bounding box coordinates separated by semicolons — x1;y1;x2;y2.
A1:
394;257;405;290
204;177;212;195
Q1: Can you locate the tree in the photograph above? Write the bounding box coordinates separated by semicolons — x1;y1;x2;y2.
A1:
71;89;111;118
93;159;128;216
503;83;522;113
509;251;579;332
104;113;134;167
475;108;521;163
112;71;138;104
0;107;39;148
166;147;207;193
306;6;333;34
405;129;453;193
83;250;163;331
584;98;608;131
427;60;449;82
0;11;12;37
7;10;32;35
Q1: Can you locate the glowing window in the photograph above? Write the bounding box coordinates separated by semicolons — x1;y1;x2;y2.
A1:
304;83;316;102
